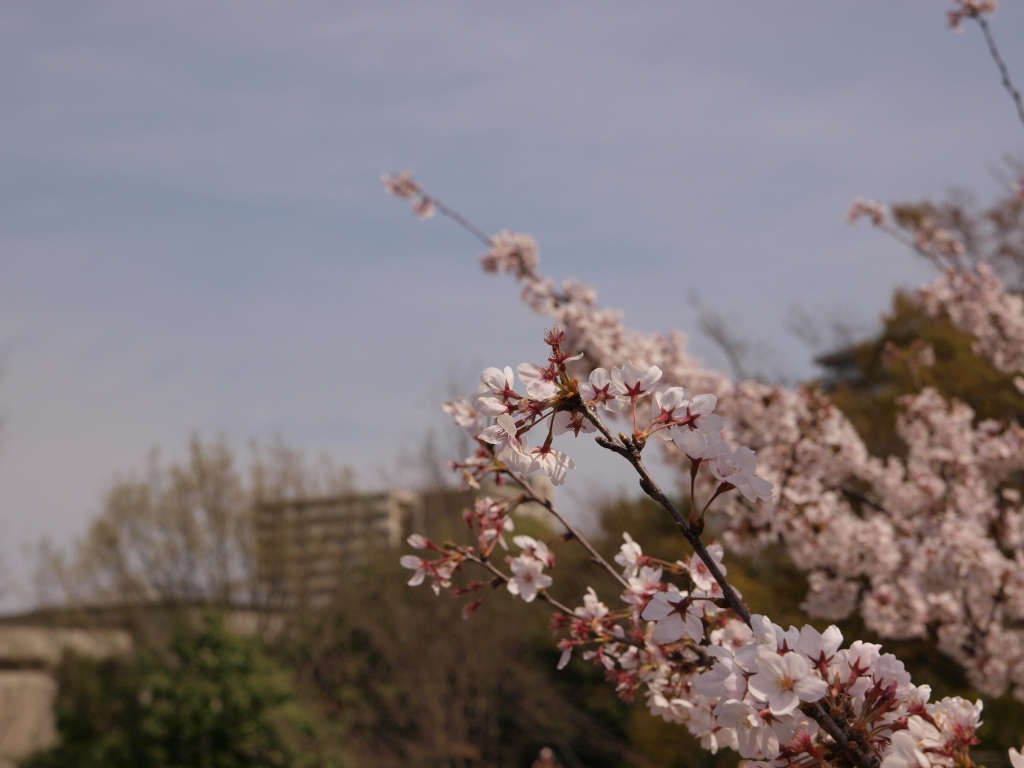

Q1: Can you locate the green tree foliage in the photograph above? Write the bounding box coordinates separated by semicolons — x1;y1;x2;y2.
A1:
23;614;335;768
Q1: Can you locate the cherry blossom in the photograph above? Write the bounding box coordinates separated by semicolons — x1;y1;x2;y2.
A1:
610;360;663;403
400;555;427;587
747;651;829;716
641;588;704;644
478;414;537;474
442;396;482;433
518;362;560;400
552;410;594;437
530;444;576;486
578;368;625;411
709;446;774;501
506;556;552;603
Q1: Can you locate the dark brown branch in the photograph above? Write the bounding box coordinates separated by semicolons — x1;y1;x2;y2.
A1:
584;407;751;626
976;16;1024;134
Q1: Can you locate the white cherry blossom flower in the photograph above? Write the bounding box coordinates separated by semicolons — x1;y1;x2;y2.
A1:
506;555;552;602
400;555;427;586
513;535;555;567
614;533;643;576
681;393;725;433
443;396;482;434
578;368;625;411
479;414;538;474
1009;747;1024;768
552;410;594;437
715;700;778;760
695;646;748;699
381;170;421;198
574;587;609;621
531;444;576;486
671;428;728;460
623;565;663;605
651;387;687;418
688;544;727;592
517;362;559;400
479;366;518;399
476;395;516;417
641;588;704;644
710;446;774;501
747;651;829;716
407;533;430;550
796;624;843;668
610;360;663;403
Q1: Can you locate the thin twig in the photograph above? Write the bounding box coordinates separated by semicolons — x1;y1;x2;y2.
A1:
508;469;631;591
976;16;1024;134
429;197;494;247
462;548;575;615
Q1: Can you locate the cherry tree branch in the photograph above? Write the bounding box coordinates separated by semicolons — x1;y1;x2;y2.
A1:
583;407;752;626
507;468;631;591
461;548;575;615
975;15;1024;134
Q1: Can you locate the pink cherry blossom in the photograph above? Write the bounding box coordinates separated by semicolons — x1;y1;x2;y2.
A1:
517;362;560;400
578;368;626;411
710;446;774;501
610;360;663;403
747;651;829;716
641;588;704;644
506;555;552;603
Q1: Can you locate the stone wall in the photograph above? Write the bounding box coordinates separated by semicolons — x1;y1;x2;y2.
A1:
0;626;132;767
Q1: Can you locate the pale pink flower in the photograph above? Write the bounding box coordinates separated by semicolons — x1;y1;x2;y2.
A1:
574;587;609;621
513;535;555;567
672;428;728;460
552;410;594;437
480;231;540;275
641;588;704;644
507;555;552;602
578;368;626;412
715;699;778;760
478;414;538;474
846;197;887;226
610;360;663;402
476;395;516;417
796;624;844;669
517;362;559;400
747;651;829;716
681;394;725;433
443;396;482;434
688;544;726;592
480;366;518;399
614;532;643;576
400;555;427;586
1009;748;1024;768
623;565;663;604
530;444;576;486
411;197;435;219
710;446;774;501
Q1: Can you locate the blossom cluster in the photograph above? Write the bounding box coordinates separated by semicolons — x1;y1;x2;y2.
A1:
446;213;1024;709
947;0;998;32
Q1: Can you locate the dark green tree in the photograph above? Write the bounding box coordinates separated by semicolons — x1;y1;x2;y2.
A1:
24;614;314;768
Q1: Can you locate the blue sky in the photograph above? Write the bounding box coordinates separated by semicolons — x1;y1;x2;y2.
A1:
1;1;1023;602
